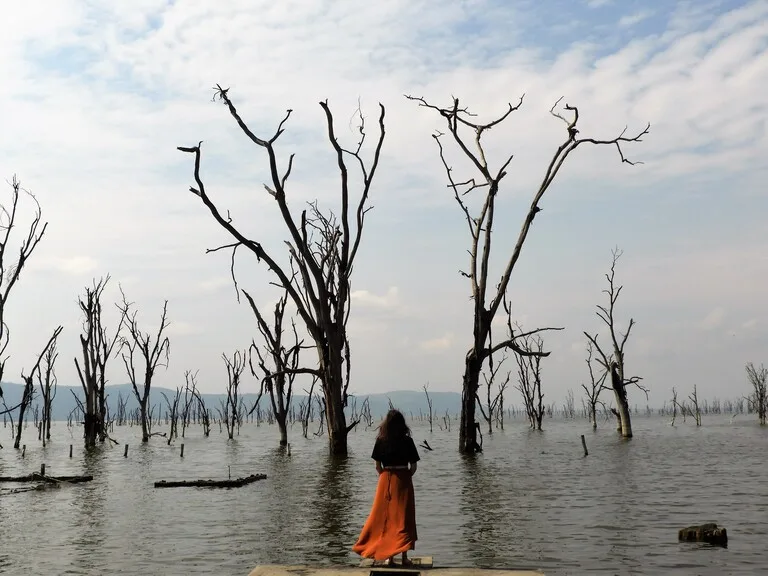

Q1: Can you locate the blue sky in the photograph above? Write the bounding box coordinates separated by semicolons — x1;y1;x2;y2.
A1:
0;0;766;410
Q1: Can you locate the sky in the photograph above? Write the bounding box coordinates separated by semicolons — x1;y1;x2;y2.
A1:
0;0;766;410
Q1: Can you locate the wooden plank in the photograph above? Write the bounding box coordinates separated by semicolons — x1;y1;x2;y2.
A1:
361;556;433;569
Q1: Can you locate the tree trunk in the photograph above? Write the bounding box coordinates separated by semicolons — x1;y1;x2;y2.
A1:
98;384;108;442
590;405;597;430
611;365;632;438
459;352;482;454
321;340;348;456
83;413;98;448
140;400;149;442
13;396;28;450
84;387;98;448
277;414;288;446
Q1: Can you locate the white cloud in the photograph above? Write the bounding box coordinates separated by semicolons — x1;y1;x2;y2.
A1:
699;307;726;330
166;321;204;336
0;1;766;407
197;277;232;293
419;333;454;353
30;255;99;276
619;11;653;28
351;286;400;309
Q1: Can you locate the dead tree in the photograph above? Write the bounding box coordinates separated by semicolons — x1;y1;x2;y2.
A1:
178;88;386;456
745;363;767;425
115;392;128;426
162;387;183;445
423;383;434;433
75;276;126;447
476;348;511;435
190;384;211;437
689;385;702;426
181;370;197;438
221;350;246;439
584;248;646;438
0;176;48;402
406;94;648;454
244;289;303;446
119;291;171;443
37;329;60;446
581;341;608;430
14;326;62;449
299;377;317;439
563;389;576;419
670;387;679;426
515;333;546;430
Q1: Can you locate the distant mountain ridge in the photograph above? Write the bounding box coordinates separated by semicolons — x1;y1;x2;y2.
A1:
0;381;461;423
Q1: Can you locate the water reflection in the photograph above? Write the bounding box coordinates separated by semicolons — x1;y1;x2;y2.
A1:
313;455;356;563
458;455;505;567
71;448;107;573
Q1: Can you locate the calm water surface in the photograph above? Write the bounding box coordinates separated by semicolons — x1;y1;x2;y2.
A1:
1;416;766;575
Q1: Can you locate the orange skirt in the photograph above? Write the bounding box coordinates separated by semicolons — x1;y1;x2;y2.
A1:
352;469;417;560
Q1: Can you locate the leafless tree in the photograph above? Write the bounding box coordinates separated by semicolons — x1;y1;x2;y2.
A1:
406;93;648;454
563;389;576;419
515;333;546;430
360;396;373;429
581;341;608;430
74;276;126;447
115;392;128;426
181;370;197;438
689;385;702;426
220;350;246;439
178;88;386;456
670;387;679;426
476;348;511;435
14;326;62;449
298;377;317;438
162;387;183;444
423;383;434;433
0;176;48;403
190;382;211;437
37;329;60;446
584;248;646;438
745;362;767;425
119;291;171;442
244;289;303;446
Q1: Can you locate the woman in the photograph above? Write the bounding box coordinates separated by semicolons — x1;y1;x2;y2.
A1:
352;409;420;566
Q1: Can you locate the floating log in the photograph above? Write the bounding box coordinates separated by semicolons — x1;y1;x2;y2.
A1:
154;473;266;489
0;474;93;484
678;523;728;546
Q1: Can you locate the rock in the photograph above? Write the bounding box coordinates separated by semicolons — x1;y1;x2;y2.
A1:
678;523;728;546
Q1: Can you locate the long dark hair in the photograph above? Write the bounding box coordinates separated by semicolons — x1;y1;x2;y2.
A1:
377;409;411;442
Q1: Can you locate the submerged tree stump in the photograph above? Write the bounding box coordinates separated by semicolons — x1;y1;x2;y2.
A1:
678;523;728;546
153;473;267;489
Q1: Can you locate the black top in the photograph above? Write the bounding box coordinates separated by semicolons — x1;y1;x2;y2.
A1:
371;436;420;467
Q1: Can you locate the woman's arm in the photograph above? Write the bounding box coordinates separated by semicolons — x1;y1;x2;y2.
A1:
375;460;383;474
409;462;417;476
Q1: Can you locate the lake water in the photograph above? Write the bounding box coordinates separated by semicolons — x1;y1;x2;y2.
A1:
0;415;766;575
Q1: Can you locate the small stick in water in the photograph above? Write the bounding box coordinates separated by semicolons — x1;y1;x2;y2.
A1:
581;434;588;457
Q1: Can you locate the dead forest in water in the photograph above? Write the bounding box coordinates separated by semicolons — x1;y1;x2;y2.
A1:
1;91;766;457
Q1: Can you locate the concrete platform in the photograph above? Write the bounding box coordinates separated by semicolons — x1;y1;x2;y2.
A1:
248;565;544;576
360;556;433;568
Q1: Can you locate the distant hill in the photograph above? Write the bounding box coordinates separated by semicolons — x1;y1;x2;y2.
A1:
0;381;460;423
